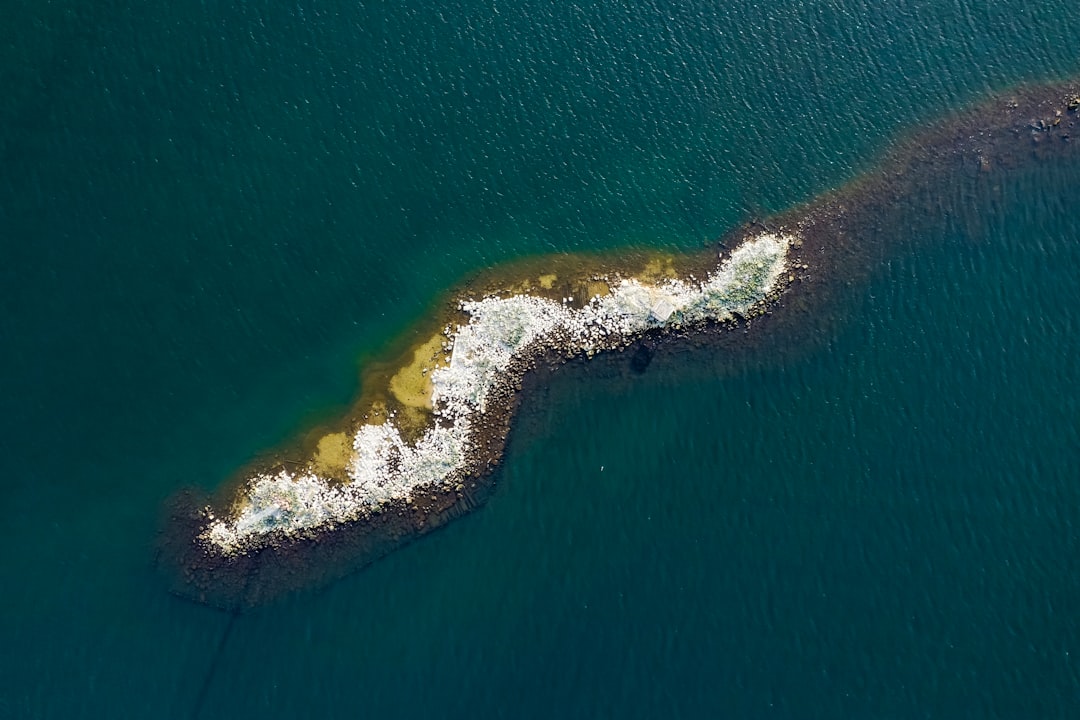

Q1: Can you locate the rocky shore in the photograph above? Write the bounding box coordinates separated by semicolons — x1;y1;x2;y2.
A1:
158;81;1080;610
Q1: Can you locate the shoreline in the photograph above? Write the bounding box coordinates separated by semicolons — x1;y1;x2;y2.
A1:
158;80;1080;609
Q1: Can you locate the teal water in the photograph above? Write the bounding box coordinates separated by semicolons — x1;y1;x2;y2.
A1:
2;1;1080;717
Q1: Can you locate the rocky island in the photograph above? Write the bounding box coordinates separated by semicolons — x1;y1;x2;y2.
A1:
160;81;1080;609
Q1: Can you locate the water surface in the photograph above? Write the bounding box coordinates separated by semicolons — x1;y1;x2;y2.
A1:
2;1;1080;717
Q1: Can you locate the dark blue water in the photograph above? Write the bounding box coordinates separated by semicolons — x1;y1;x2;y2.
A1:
2;1;1079;717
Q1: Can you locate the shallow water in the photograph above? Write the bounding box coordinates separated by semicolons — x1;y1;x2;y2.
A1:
2;1;1080;717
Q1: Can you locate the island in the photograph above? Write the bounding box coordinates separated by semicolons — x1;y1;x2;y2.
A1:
159;82;1080;609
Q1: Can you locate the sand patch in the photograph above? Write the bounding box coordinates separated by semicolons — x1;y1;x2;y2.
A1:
389;333;447;409
638;255;677;283
312;432;353;476
584;279;611;300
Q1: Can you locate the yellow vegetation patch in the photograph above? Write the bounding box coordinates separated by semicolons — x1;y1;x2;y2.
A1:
366;399;389;424
538;273;557;289
638;255;677;283
392;404;432;443
584;279;611;300
389;333;447;409
313;432;354;476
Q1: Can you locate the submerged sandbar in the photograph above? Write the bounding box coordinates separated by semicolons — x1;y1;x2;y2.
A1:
159;81;1080;609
